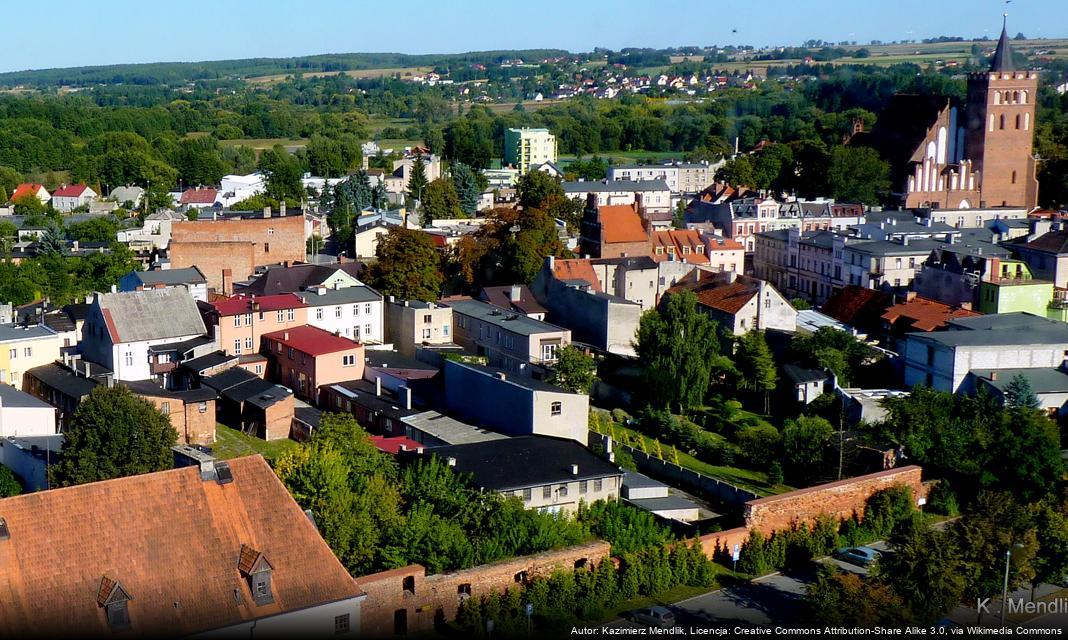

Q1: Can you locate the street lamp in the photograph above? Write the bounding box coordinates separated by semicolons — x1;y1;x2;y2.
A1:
1001;543;1026;628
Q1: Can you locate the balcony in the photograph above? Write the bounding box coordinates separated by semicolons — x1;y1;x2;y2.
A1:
150;361;176;375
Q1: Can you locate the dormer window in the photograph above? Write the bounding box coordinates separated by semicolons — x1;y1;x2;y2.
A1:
238;544;275;606
97;576;133;632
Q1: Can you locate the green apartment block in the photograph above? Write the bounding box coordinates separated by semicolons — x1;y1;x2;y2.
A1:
504;127;557;173
977;259;1058;318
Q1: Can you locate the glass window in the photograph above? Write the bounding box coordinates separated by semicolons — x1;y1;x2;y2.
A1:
558;484;568;497
365;304;372;315
316;308;323;320
522;488;532;501
234;340;242;354
276;310;284;322
542;486;552;499
287;309;295;321
422;329;432;339
593;479;603;492
245;337;253;350
244;313;253;326
335;306;343;318
551;401;562;416
365;324;371;335
343;354;356;366
233;315;241;327
579;480;588;494
22;347;30;357
335;614;350;635
443;324;450;336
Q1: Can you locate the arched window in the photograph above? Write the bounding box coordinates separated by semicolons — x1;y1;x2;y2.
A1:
1013;90;1020;103
1000;114;1005;130
989;114;996;132
1012;170;1017;184
1021;90;1028;104
1025;112;1031;130
994;92;1002;105
1016;114;1021;129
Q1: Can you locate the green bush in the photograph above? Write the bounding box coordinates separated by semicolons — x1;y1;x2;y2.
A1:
925;481;959;516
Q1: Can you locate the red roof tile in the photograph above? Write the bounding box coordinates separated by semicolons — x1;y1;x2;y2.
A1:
820;285;894;328
370;435;424;455
652;230;710;264
880;296;981;332
52;184;90;198
262;325;362;356
598;205;648;244
551;259;602;292
667;272;761;314
10;183;46;201
0;456;363;637
210;293;307;316
180;188;219;205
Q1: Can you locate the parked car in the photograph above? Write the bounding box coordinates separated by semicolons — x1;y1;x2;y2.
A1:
630;606;676;628
834;546;882;567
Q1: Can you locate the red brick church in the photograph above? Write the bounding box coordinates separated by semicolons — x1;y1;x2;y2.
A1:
863;19;1038;210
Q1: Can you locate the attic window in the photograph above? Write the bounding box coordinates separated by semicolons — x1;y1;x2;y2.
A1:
97;576;133;632
238;544;275;606
0;517;7;540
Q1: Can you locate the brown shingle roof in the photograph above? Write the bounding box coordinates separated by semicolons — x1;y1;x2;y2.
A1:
820;285;894;329
1017;230;1068;255
667;272;760;314
0;456;362;637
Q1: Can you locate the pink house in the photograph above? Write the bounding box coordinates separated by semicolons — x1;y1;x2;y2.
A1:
261;325;364;404
200;293;308;358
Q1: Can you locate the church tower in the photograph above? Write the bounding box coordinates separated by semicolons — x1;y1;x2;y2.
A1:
962;17;1039;209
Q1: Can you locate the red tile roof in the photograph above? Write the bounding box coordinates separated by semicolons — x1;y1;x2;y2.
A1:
370;435;424;455
880;296;981;332
52;183;91;198
262;325;362;356
598;205;649;244
551;259;602;291
820;285;894;328
652;230;710;264
210;293;307;316
667;271;761;314
0;455;363;637
10;183;46;201
180;187;219;205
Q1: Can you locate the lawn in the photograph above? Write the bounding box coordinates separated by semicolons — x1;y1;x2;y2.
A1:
600;419;794;497
212;424;299;462
218;137;307;151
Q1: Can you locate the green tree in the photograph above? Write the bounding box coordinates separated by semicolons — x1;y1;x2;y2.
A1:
827;146;890;205
12;193;46;216
0;465;21;497
451;162;481;217
260;144;304;204
635;290;728;411
421;177;464;225
407;155;429;202
734;330;777;413
876;517;965;624
516;170;564;210
363;227;444;301
50;385;177;487
782;415;834;480
547;345;597;393
1031;499;1068;600
804;567;904;626
67;217;121;243
1005;374;1041;410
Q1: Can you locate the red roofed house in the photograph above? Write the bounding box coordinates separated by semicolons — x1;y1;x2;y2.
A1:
370;434;423;455
262;325;364;404
51;183;98;213
880;292;980;337
652;229;710;265
703;235;746;273
0;454;367;637
820;285;894;334
578;199;652;259
667;270;796;335
10;182;49;204
179;187;220;208
200;293;309;358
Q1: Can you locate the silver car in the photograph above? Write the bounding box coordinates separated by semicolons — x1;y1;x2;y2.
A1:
631;606;675;628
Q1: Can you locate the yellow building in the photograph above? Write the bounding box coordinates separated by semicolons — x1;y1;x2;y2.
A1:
0;325;64;390
504;128;557;174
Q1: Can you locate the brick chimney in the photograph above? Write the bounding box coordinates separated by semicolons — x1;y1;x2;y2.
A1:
221;269;233;296
263;206;271;219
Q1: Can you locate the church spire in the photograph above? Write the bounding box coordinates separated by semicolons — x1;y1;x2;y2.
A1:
989;14;1016;72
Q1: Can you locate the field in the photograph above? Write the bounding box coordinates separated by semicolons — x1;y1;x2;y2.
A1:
218;137;308;152
211;424;299;461
469;98;568;114
246;66;434;84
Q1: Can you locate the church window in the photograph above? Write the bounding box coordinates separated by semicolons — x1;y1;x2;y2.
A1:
1015;114;1021;129
994;92;1001;105
1012;171;1017;184
999;114;1005;130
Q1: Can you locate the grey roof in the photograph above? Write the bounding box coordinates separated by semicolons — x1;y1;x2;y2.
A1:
974;368;1068;395
128;267;207;286
294;405;322;427
447;360;575;394
401;410;507;446
443;298;568;337
990;20;1016;72
0;383;56;409
0;324;55;343
240;263;364;296
622;470;667;491
364;350;437;372
121;380;217;403
297;286;381;306
109;186;144;203
95;289;206;343
24;363;99;399
845;238;943;256
909;313;1068;348
782;364;829;385
244;383;293;409
562;179;670;193
201;367;261;393
625;495;703;513
328;380;419;420
180;350;238;373
417;435;622;491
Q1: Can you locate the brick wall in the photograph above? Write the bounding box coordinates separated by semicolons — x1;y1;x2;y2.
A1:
169;241;256;293
169;215;305;291
742;465;924;534
358;541;611;637
263;395;294;440
138;394;216;446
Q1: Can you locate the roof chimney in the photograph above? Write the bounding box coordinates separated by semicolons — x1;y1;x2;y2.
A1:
375;377;382;397
446;457;457;467
283;331;289;341
990;371;998;381
510;284;522;303
263;206;271;219
570;464;579;476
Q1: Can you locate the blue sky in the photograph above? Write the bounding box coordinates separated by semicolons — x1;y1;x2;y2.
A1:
4;0;1067;73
